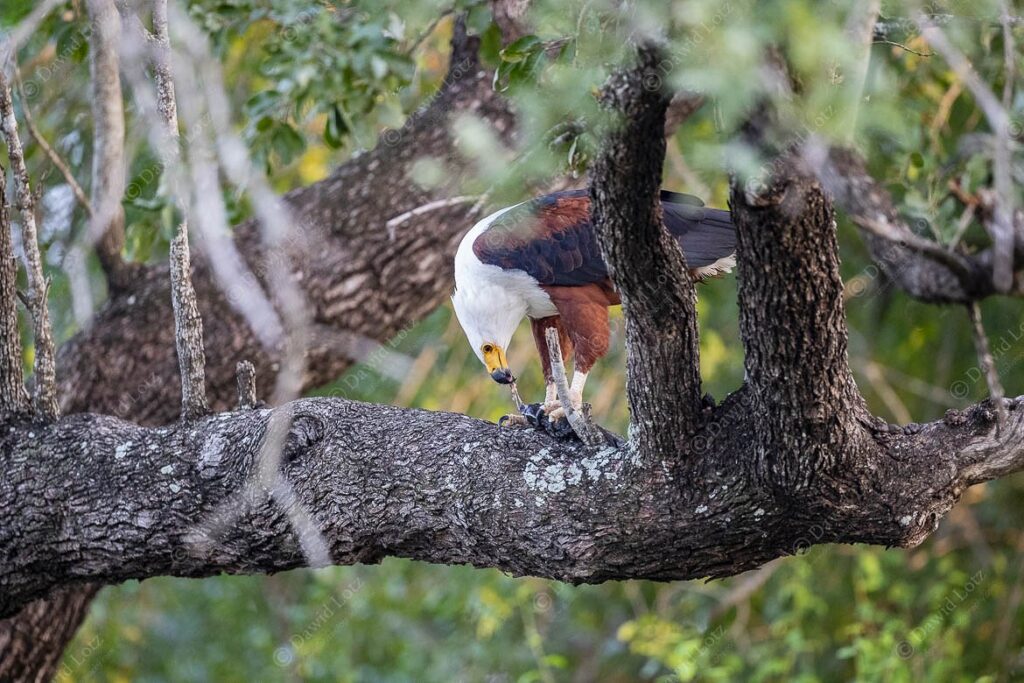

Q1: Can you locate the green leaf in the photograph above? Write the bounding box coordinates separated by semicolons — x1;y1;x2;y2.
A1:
499;34;542;64
324;105;347;149
270;122;306;165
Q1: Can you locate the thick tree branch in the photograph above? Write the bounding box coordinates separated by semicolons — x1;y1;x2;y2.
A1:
0;71;58;421
2;393;1022;620
0;175;27;416
732;134;866;490
590;43;703;455
86;0;130;289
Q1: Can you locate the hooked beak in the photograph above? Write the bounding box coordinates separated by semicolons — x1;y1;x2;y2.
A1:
483;344;514;384
490;368;515;384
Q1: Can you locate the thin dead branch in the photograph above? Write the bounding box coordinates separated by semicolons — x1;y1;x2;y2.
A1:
967;302;1007;430
236;361;257;410
0;72;58;420
0;172;28;416
545;328;602;447
150;0;209;420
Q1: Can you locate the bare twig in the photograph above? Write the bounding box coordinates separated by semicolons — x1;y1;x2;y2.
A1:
0;72;58;420
967;302;1007;430
150;0;208;420
385;195;481;240
850;215;976;283
872;39;933;56
166;1;309;403
0;172;28;416
86;0;129;287
13;72;92;216
236;360;257;410
544;327;602;446
841;0;882;141
920;16;1016;293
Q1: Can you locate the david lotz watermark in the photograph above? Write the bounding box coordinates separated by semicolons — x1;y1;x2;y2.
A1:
274;576;364;667
379;56;476;147
950;320;1024;399
56;634;102;682
895;568;986;659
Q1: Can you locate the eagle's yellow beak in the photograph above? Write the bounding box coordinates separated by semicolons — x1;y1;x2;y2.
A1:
482;344;514;384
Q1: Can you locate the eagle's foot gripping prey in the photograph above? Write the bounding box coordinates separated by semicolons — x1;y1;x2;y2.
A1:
499;401;578;439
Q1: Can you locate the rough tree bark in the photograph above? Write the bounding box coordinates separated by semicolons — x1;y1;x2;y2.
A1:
0;174;28;416
0;17;514;682
0;72;58;421
1;393;1022;620
589;43;703;456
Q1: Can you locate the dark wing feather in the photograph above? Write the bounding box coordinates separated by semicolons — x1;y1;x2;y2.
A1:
661;192;736;268
473;189;606;286
473;188;736;285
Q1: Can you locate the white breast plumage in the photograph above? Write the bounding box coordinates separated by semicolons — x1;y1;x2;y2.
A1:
454;206;558;319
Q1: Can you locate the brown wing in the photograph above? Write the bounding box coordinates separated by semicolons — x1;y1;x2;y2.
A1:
473;188;735;285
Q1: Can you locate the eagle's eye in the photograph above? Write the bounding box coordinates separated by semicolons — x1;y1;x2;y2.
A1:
482;343;494;354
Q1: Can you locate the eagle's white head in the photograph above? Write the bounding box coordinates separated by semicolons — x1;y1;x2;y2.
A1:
451;282;526;384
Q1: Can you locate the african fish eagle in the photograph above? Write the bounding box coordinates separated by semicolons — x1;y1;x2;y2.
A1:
452;188;736;420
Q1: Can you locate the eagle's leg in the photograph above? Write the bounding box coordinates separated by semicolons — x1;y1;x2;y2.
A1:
544;297;608;421
546;371;587;421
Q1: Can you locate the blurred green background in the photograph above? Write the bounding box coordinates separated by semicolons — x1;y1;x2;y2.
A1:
2;0;1023;680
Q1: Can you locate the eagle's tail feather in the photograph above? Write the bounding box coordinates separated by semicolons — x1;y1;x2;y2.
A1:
661;194;737;275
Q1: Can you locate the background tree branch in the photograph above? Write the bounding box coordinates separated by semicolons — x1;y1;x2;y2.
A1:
0;19;516;680
85;0;129;289
818;146;1022;303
